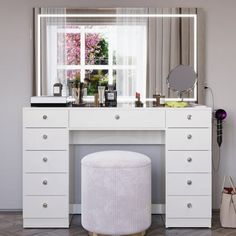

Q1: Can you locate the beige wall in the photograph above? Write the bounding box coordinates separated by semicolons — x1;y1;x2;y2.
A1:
0;0;235;209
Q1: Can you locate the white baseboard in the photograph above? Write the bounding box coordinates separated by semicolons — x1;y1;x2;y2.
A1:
69;204;165;214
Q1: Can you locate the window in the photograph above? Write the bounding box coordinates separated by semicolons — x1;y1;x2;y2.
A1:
47;23;147;100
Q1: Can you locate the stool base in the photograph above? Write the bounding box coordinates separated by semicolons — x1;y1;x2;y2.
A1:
88;230;146;236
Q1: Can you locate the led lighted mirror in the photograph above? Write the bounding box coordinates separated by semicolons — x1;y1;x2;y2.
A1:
35;8;200;101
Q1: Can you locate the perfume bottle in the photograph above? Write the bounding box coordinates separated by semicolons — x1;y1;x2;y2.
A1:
105;85;117;107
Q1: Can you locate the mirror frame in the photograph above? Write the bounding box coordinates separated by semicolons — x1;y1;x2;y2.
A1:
35;9;200;102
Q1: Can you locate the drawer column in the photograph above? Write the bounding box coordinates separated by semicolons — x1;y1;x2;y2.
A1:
23;108;69;228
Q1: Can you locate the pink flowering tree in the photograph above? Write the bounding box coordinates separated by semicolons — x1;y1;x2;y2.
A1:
57;30;109;94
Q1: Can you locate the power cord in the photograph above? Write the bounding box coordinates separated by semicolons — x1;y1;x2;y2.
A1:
204;86;220;172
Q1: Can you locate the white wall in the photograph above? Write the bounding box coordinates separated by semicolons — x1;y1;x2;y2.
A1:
0;0;236;210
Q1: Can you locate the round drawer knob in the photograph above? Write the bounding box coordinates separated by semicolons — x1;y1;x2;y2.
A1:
115;114;120;120
43;203;48;208
43;115;48;120
43;134;48;140
187;180;192;185
187;114;192;120
187;134;192;140
187;157;192;162
42;180;48;185
43;157;48;162
187;203;192;208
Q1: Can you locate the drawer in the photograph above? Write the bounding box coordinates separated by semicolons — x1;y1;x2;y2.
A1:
166;109;211;128
166;128;211;150
24;151;68;173
166;196;211;218
24;129;68;150
23;196;68;218
166;173;211;195
24;173;68;196
166;151;211;173
69;108;165;129
23;109;68;128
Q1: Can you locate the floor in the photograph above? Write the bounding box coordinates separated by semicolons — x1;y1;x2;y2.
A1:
0;212;236;236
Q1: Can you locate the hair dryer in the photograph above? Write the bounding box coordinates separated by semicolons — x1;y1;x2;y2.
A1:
215;109;227;147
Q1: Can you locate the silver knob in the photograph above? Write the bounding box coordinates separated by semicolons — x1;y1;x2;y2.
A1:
187;203;192;208
43;203;48;208
187;157;192;162
115;115;120;120
42;180;48;185
43;134;48;140
187;180;192;185
43;115;48;120
187;114;192;120
187;134;192;140
43;157;48;162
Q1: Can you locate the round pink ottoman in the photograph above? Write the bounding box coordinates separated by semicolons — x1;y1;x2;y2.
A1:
81;150;151;235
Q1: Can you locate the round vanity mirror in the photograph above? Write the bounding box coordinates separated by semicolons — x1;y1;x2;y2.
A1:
167;65;197;98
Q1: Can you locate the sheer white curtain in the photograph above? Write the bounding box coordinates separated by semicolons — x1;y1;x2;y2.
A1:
115;8;148;100
40;8;66;96
147;8;195;98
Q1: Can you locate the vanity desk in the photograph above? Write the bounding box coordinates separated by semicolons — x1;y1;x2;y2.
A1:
23;106;212;228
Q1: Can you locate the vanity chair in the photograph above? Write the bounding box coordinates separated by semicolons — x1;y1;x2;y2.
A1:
81;150;151;236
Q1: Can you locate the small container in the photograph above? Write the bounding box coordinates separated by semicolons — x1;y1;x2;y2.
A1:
105;85;117;107
53;81;62;96
98;86;105;107
153;94;165;107
159;95;165;106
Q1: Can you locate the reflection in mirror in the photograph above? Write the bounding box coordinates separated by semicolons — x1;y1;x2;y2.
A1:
35;8;199;101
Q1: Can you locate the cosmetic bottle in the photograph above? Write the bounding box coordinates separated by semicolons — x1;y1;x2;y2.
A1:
153;93;165;107
98;86;105;107
135;92;143;107
53;80;62;96
105;85;117;107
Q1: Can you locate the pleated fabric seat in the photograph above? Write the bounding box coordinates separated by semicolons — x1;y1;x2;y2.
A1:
81;150;151;236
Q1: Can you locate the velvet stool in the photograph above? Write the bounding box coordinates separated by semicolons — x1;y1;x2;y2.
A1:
81;150;151;236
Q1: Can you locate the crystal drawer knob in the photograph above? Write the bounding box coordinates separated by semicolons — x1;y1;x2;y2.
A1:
187;203;192;208
43;134;48;140
43;203;48;208
187;114;192;120
43;157;48;162
187;180;192;185
187;134;192;139
42;180;48;185
115;115;120;120
187;157;192;162
43;115;48;120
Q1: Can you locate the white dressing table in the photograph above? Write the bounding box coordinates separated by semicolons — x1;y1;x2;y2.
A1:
23;106;212;228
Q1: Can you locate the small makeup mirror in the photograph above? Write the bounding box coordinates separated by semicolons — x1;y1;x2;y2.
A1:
167;65;197;99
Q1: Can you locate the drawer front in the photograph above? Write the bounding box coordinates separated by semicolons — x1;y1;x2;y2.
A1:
24;174;68;196
24;151;68;173
24;129;68;150
23;196;68;218
166;151;211;173
23;109;68;128
166;196;211;218
69;109;165;129
166;128;211;150
166;109;211;128
166;173;211;195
